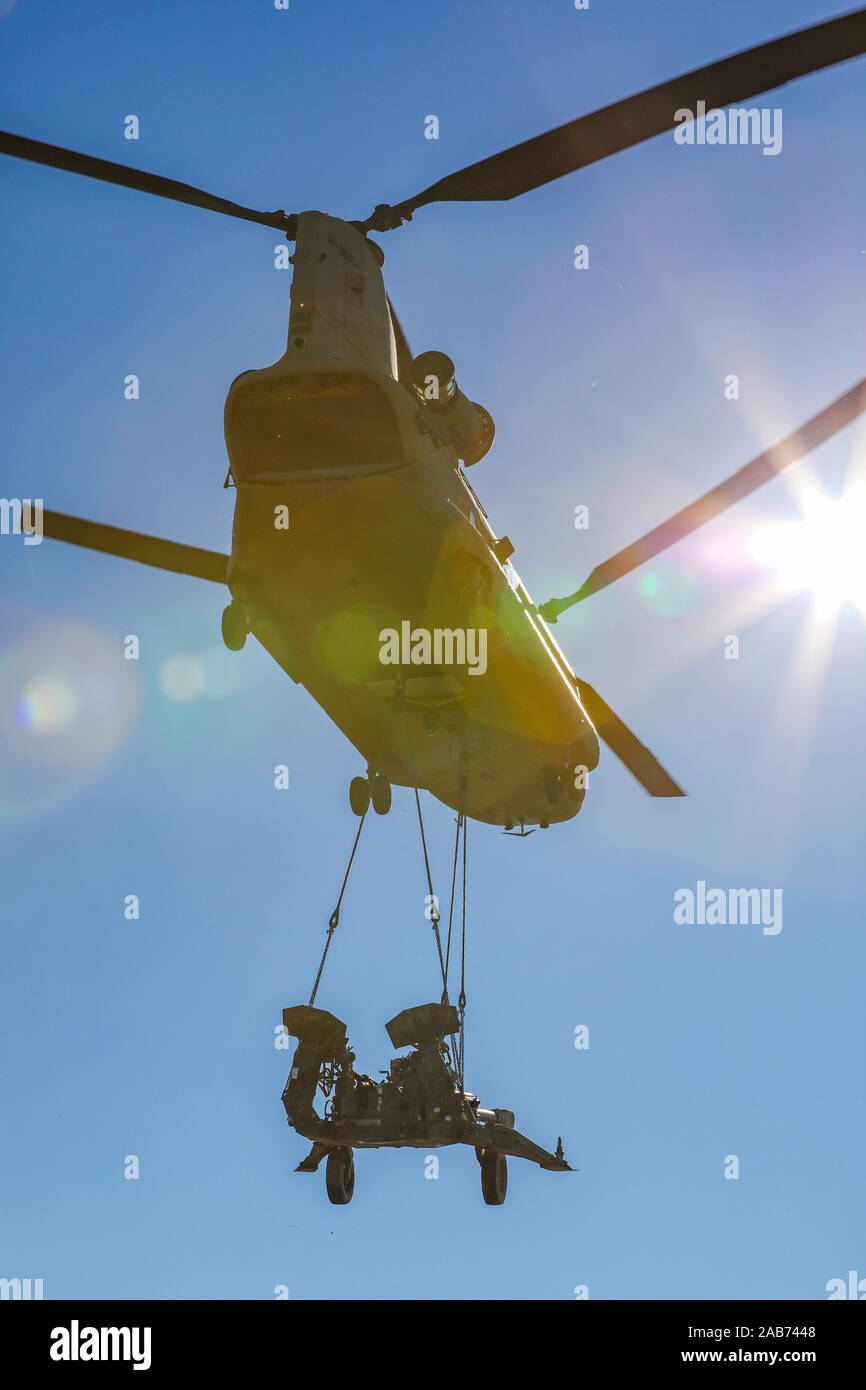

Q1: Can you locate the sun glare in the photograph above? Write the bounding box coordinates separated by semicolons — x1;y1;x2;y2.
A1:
750;485;866;616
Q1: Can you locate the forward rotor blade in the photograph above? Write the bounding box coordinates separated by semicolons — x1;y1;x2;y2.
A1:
577;681;685;797
539;378;866;623
367;9;866;225
40;510;228;584
0;130;294;233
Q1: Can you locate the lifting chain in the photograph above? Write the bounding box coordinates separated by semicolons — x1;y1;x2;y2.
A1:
398;680;449;1001
308;678;470;1089
308;804;369;1006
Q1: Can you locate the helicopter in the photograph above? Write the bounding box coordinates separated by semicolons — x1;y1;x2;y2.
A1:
3;8;865;834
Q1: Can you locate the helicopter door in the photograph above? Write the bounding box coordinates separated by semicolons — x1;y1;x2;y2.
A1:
225;371;407;484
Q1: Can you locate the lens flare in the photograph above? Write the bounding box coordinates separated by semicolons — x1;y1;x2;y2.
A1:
637;562;697;617
157;647;243;702
15;673;81;732
159;654;207;702
750;486;866;615
0;623;139;822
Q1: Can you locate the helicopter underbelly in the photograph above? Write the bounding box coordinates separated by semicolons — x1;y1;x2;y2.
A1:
227;470;599;827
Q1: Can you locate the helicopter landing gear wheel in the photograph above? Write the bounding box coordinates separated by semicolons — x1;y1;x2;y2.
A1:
371;774;391;815
565;745;588;807
480;1151;507;1205
221;601;248;651
566;777;586;809
349;776;371;816
325;1147;355;1204
543;765;563;804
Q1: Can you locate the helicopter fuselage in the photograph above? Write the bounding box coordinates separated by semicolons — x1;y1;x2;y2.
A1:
223;212;599;827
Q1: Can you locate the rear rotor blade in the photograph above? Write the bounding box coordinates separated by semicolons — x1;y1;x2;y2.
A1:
539;378;866;623
577;681;685;797
40;510;229;584
0;130;295;233
365;9;866;227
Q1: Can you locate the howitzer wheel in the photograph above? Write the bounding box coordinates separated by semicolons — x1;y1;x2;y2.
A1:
325;1147;355;1204
480;1151;507;1205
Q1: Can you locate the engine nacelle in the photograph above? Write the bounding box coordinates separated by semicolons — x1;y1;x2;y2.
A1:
412;350;495;465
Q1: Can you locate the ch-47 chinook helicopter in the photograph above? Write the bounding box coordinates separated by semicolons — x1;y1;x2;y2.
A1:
3;9;865;836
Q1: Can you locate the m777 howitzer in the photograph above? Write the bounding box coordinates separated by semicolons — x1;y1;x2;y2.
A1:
281;1002;572;1205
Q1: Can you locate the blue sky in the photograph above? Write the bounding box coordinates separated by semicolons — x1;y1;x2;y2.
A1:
1;0;863;1299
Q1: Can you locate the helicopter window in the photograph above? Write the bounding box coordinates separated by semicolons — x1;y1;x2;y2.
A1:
227;372;405;480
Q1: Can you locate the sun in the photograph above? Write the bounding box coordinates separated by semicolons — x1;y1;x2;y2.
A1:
750;485;866;616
